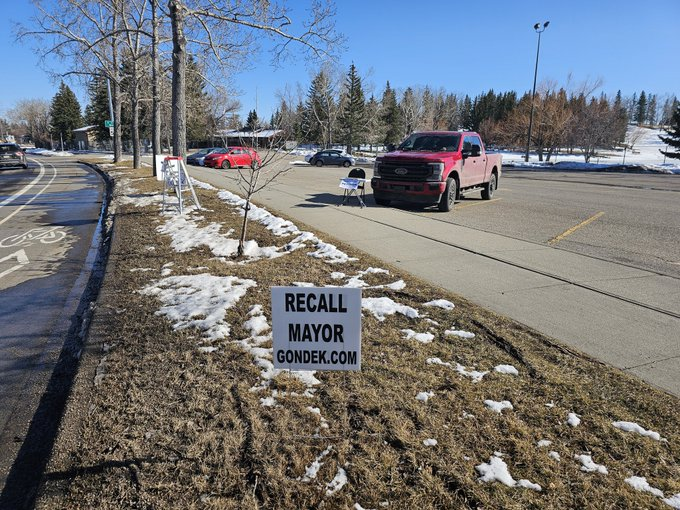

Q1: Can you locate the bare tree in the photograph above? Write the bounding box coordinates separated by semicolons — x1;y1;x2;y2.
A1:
231;136;293;258
626;126;647;151
7;99;51;147
18;0;133;162
166;0;342;158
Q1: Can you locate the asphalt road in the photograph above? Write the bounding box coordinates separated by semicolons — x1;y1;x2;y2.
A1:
0;157;105;499
181;156;680;396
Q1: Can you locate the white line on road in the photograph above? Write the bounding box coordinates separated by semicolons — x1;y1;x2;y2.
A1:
0;161;57;227
0;249;30;279
0;159;45;207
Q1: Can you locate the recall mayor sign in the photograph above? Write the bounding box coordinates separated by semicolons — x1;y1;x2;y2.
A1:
272;287;361;371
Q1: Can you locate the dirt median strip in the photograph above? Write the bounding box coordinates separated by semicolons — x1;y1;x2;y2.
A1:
35;164;680;509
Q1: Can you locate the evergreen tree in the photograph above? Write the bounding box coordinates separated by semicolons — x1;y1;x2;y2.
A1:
338;63;366;153
85;75;111;143
443;94;460;130
635;91;647;125
294;101;306;142
659;105;680;160
646;94;657;125
50;81;82;147
303;70;336;146
612;90;628;144
245;109;260;131
380;81;403;145
185;55;211;143
460;95;473;129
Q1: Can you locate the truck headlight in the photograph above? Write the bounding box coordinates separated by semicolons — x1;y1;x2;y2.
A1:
427;162;445;181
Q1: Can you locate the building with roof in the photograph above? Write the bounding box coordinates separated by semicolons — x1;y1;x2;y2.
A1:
73;125;98;150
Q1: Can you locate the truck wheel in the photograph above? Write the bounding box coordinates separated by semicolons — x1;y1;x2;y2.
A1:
482;172;497;200
374;197;390;207
438;178;457;212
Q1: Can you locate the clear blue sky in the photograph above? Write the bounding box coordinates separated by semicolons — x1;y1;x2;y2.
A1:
1;0;678;122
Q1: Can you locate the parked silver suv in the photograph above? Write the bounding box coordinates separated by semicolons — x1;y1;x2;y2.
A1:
0;143;28;169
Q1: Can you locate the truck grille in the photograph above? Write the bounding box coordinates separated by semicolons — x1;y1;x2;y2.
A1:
378;161;432;181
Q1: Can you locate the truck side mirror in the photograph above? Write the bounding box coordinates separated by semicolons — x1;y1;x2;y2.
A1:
471;147;481;157
386;143;396;152
461;149;470;159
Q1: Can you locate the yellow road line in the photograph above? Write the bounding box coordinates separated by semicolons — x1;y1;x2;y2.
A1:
457;198;502;209
548;211;604;245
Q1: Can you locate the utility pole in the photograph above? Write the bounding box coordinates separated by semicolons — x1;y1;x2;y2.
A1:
525;21;549;163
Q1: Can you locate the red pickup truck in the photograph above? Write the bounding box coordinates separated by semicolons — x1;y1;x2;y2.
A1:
371;131;502;211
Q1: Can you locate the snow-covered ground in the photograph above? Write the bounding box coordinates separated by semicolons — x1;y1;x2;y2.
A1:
502;127;680;174
111;170;680;508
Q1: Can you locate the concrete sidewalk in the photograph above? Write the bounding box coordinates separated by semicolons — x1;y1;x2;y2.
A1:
191;165;680;397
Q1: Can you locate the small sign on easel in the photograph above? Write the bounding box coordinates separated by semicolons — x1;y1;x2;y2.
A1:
161;156;201;214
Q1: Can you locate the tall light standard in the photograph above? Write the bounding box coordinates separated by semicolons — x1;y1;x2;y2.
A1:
525;21;550;162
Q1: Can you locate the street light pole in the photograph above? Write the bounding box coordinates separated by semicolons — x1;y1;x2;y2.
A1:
525;21;549;163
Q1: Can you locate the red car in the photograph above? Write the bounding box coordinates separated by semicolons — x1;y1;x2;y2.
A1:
203;146;261;169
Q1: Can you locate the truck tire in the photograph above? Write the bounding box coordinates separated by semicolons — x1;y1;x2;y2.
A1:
438;177;457;212
481;172;497;200
374;196;390;207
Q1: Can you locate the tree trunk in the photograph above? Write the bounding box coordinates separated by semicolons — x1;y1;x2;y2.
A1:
132;83;141;169
169;0;187;159
111;1;122;162
112;78;122;162
152;0;161;176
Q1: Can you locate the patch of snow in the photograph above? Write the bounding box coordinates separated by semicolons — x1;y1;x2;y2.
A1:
362;297;419;321
567;412;581;427
456;364;488;383
423;438;438;446
401;329;435;344
516;479;542;491
484;400;513;413
260;396;277;407
537;440;552;448
574;454;608;475
494;364;519;375
663;493;680;509
416;391;434;402
325;467;348;496
476;455;541;491
445;329;475;339
624;476;664;498
549;451;561;462
298;446;332;482
157;211;282;261
140;274;256;340
423;299;455;310
426;357;451;367
198;346;218;353
612;421;666;441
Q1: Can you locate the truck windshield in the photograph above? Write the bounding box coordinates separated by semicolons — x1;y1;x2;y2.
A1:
398;134;460;152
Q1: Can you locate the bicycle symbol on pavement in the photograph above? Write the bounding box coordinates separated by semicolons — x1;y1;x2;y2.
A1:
0;227;67;248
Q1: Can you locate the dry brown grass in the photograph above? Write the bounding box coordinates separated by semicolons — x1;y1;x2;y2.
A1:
37;164;679;509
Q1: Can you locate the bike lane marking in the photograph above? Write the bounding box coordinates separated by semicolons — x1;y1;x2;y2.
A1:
0;161;57;227
0;227;67;248
0;249;30;279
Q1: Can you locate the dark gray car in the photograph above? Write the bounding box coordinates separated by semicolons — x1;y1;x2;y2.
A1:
309;149;355;167
0;143;27;169
187;147;221;166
